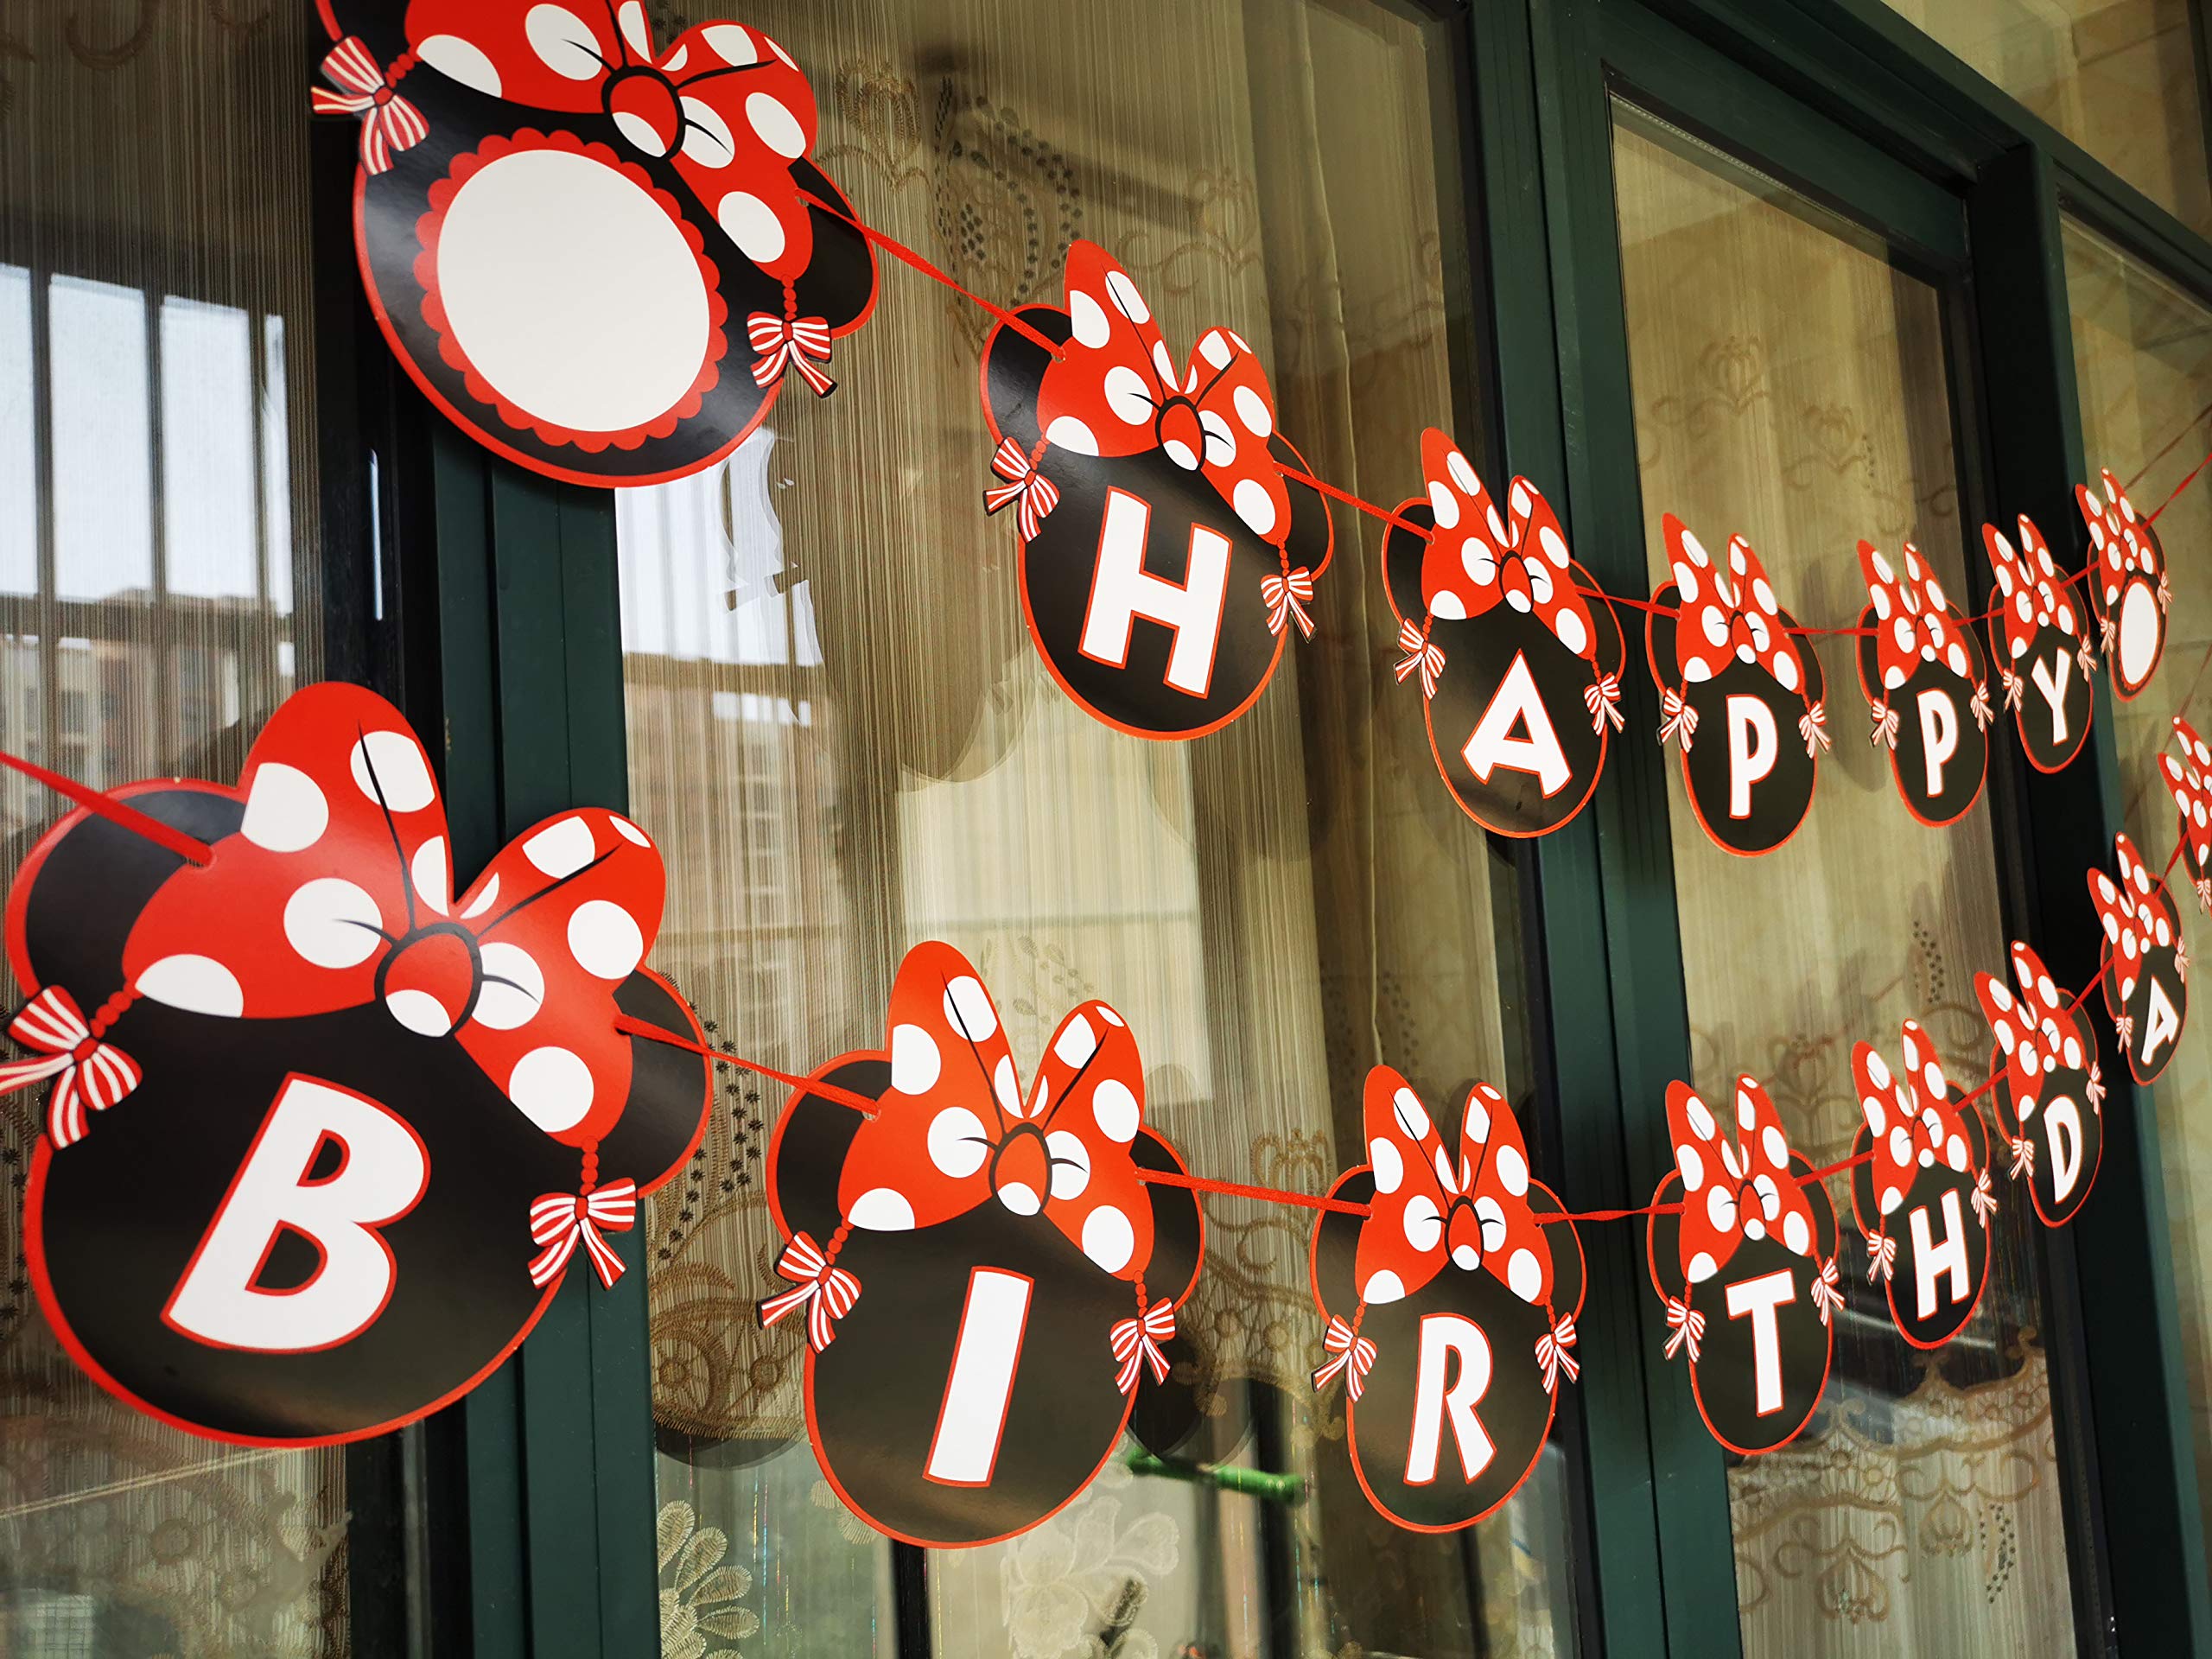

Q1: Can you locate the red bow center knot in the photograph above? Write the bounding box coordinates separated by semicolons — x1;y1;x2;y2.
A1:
0;985;143;1150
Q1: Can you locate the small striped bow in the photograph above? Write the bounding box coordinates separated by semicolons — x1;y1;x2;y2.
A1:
1865;1228;1897;1283
310;38;428;176
527;1179;639;1289
1810;1256;1844;1326
1535;1313;1579;1393
2086;1061;2106;1109
1969;681;1994;733
2009;1134;2036;1181
1970;1166;1998;1227
1262;568;1316;639
1312;1314;1376;1400
1800;699;1831;757
1662;1294;1705;1362
747;314;836;396
1999;664;2024;712
2078;634;2099;681
759;1231;861;1351
1586;671;1624;734
1657;687;1699;750
1109;1299;1177;1394
982;437;1060;543
0;986;140;1150
1395;620;1445;700
1868;699;1900;751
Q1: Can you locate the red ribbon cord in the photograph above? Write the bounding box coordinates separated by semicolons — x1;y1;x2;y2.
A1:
527;1179;639;1289
0;747;211;866
1109;1300;1176;1393
759;1231;861;1351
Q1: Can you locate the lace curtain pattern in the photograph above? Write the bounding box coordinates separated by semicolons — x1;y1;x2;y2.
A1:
1612;111;2080;1655
627;1;1575;1654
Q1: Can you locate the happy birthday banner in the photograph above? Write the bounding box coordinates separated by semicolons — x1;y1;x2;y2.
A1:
0;0;2196;1543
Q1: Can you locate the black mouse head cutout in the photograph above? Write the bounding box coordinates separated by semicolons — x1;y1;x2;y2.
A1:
2089;832;2189;1085
2162;716;2212;915
317;3;879;485
1854;542;1991;826
1847;1020;1993;1350
1975;941;2103;1227
1307;1067;1584;1532
978;241;1333;739
1647;517;1827;856
761;939;1204;1548
1378;429;1625;837
2;682;711;1445
1647;1077;1839;1455
2078;469;2170;699
1981;515;2094;772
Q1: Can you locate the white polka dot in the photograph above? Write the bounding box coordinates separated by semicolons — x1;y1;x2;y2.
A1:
744;92;805;158
1103;269;1150;323
1048;1131;1092;1200
524;816;595;878
1046;416;1098;455
1403;1194;1443;1250
1687;1251;1719;1284
1554;609;1588;655
1494;1143;1529;1197
507;1046;594;1133
1370;1136;1403;1193
1685;1094;1716;1140
927;1107;988;1178
385;988;454;1038
1162;438;1199;471
1427;480;1462;531
1233;479;1276;537
849;1187;915;1231
1773;652;1799;692
1701;607;1730;648
942;976;998;1040
1069;290;1111;348
1677;1144;1704;1192
1863;1093;1890;1136
1096;1004;1126;1027
702;22;757;64
1783;1211;1809;1254
1948;1135;1969;1172
1100;365;1153;426
1431;591;1466;620
1363;1268;1407;1304
1393;1087;1431;1140
1888;1126;1912;1167
241;763;327;853
567;899;645;980
411;836;450;915
1090;1078;1140;1143
716;191;785;264
417;33;504;95
137;953;245;1017
998;1180;1041;1217
1463;1093;1491;1143
352;731;435;813
1684;658;1712;683
1233;385;1271;437
524;5;602;76
1707;1185;1737;1231
1736;1087;1761;1131
1053;1013;1097;1066
460;874;500;920
613;109;671;156
1879;1185;1903;1216
678;98;733;167
1504;1249;1541;1303
283;879;385;969
1758;1126;1785;1168
890;1023;941;1094
476;943;544;1029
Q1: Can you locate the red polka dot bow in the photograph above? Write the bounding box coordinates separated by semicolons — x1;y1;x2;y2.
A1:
2078;469;2170;644
1020;242;1294;560
1852;1020;1985;1280
1974;941;2100;1178
1665;1077;1819;1287
2090;833;2185;1027
1350;1069;1554;1315
1982;516;2088;702
311;36;429;175
0;985;142;1150
816;941;1168;1374
1659;518;1819;751
1859;542;1989;747
388;4;830;388
102;683;666;1278
2162;717;2212;912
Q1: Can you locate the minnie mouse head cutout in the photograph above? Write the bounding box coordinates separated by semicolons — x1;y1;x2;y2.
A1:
761;940;1204;1547
1647;518;1828;856
2088;832;2189;1084
2;683;710;1445
315;4;878;486
1976;941;2103;1228
1646;1077;1839;1455
1378;429;1626;837
1307;1069;1582;1531
977;241;1334;739
1981;516;2094;772
2078;469;2171;699
1846;1021;1993;1350
1854;543;1992;826
2160;716;2212;914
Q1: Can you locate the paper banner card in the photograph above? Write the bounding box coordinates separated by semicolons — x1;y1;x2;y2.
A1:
2161;717;2212;913
977;241;1333;739
2088;833;2189;1084
1648;518;1827;856
1307;1069;1583;1531
318;7;878;486
2078;470;2170;699
1981;517;2094;772
1847;1021;1993;1350
1379;429;1625;837
1647;1077;1839;1455
1853;542;1991;827
761;941;1204;1548
1975;942;2103;1227
4;683;710;1445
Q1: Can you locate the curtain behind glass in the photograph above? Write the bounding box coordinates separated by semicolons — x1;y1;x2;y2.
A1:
0;1;338;1654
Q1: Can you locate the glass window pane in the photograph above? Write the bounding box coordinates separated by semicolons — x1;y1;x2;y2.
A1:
1611;105;2085;1655
0;266;34;597
2063;213;2212;1545
1882;0;2212;238
630;3;1580;1656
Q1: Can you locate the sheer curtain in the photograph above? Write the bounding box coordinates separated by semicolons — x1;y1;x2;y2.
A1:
1611;111;2079;1656
0;1;339;1654
626;2;1580;1656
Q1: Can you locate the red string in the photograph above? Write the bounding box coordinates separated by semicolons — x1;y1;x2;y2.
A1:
2149;447;2212;524
314;0;342;43
0;749;211;867
1274;465;1432;540
1131;1166;1370;1215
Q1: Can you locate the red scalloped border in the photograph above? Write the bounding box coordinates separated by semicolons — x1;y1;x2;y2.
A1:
412;129;730;455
